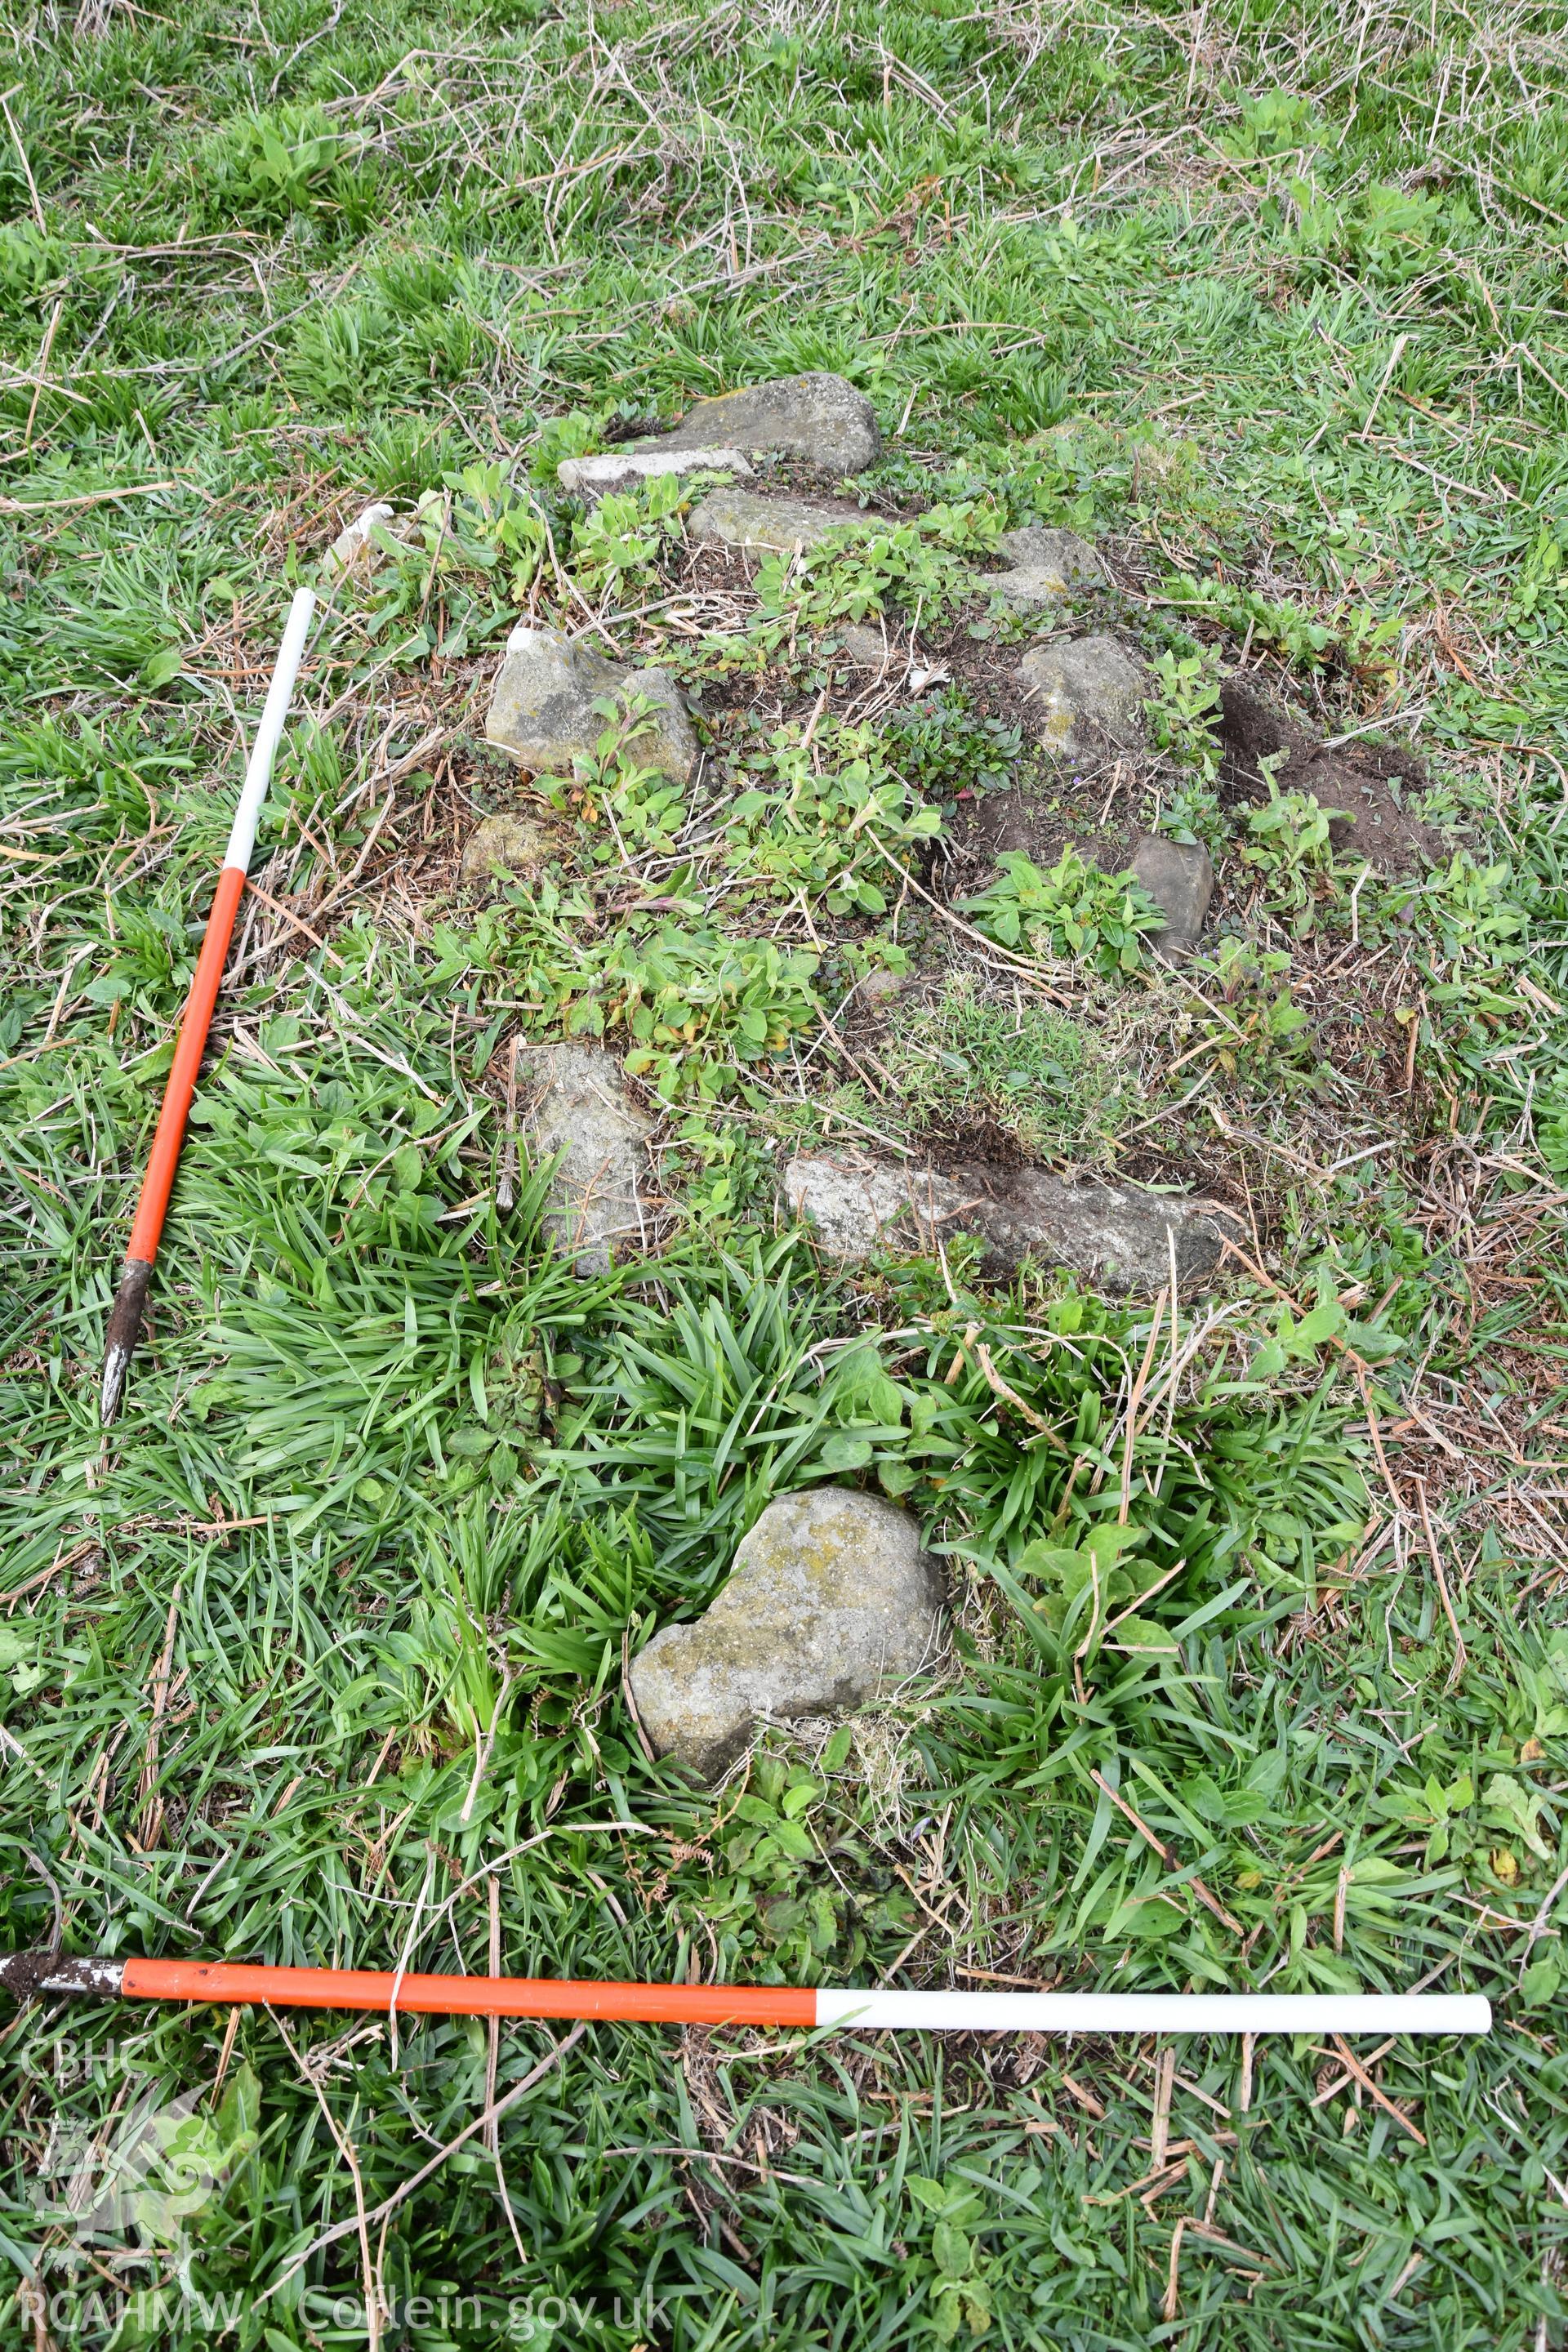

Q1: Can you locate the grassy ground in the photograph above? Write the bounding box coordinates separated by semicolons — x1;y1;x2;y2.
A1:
3;0;1568;2344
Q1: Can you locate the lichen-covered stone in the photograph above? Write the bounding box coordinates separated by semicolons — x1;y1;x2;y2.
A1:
784;1153;1225;1294
557;447;752;497
1129;834;1213;955
688;488;856;557
628;1488;943;1780
528;1042;652;1276
460;810;557;884
486;625;696;783
978;526;1103;612
633;372;880;474
1018;635;1150;762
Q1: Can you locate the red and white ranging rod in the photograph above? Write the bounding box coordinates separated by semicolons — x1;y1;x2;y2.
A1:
99;586;317;1423
2;1954;1490;2037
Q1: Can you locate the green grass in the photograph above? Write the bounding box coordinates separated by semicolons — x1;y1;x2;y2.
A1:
3;1;1568;2345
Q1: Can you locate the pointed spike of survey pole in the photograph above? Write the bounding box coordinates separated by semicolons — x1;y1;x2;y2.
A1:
97;587;317;1425
0;1950;124;2001
100;1258;153;1425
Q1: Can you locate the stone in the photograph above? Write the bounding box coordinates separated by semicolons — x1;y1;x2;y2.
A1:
858;966;905;1009
324;491;444;576
461;810;557;884
784;1154;1226;1295
528;1042;652;1276
978;526;1104;612
688;487;857;557
628;1487;943;1780
835;623;947;693
838;621;899;669
486;625;697;784
1018;634;1150;762
325;501;397;575
1129;834;1213;955
557;447;753;497
632;372;880;474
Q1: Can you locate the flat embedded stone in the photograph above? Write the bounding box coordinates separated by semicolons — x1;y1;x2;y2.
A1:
1018;635;1150;762
633;372;880;474
557;447;753;497
688;488;858;556
1129;835;1213;955
978;527;1103;612
628;1487;943;1780
785;1153;1225;1294
486;625;696;783
528;1042;652;1276
461;811;557;884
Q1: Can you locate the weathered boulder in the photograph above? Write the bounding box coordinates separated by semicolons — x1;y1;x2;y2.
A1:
557;447;753;497
1018;635;1150;762
528;1042;652;1276
978;527;1103;612
784;1154;1226;1294
486;625;697;783
1129;835;1213;955
633;372;880;474
628;1487;943;1780
461;809;558;884
688;487;857;557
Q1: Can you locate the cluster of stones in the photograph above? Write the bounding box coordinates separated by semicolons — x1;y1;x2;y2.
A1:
459;374;1345;1777
474;373;1227;1288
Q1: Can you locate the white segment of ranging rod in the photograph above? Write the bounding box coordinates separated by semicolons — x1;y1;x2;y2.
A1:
811;1989;1490;2035
221;586;317;876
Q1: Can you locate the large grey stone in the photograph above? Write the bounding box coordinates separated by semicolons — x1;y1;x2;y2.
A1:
688;488;858;557
557;447;753;498
1018;635;1150;762
1129;834;1213;955
528;1042;652;1275
784;1154;1225;1294
629;1488;943;1780
486;625;697;784
633;372;880;474
978;527;1103;612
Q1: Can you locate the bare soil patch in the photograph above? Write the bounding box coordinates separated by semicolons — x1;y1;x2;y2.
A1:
1218;673;1448;877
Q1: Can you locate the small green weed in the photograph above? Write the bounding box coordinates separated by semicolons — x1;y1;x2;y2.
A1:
503;883;821;1101
1236;761;1346;932
884;687;1022;804
543;692;692;862
961;846;1165;977
751;500;1006;636
1188;936;1315;1074
719;710;942;915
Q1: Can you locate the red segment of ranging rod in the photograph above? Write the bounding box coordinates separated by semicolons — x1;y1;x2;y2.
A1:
100;588;316;1423
120;1959;818;2028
